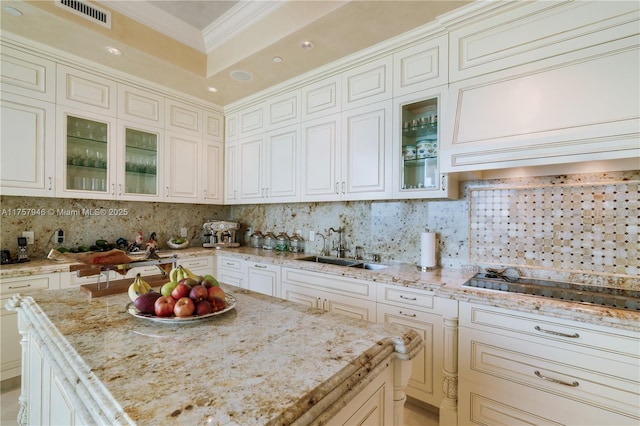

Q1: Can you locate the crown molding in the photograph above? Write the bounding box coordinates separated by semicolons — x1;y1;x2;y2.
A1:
202;1;286;53
101;1;205;52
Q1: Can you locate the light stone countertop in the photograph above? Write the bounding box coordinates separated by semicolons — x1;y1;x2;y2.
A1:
2;246;639;332
8;285;422;425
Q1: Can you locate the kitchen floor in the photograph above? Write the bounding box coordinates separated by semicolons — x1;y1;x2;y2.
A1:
1;382;438;425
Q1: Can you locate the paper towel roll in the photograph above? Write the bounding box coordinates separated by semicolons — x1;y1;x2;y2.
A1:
420;232;436;268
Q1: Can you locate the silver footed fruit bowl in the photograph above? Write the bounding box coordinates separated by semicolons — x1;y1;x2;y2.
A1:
167;238;189;249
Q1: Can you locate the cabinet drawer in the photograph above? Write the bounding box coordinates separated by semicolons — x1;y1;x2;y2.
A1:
460;302;639;359
460;327;640;417
460;377;638;426
67;270;118;287
178;256;212;272
281;267;375;301
125;264;165;278
217;257;242;271
0;273;60;296
376;284;435;311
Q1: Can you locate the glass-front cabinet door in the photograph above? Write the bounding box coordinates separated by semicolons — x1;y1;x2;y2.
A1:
58;110;116;199
118;122;161;201
393;88;456;199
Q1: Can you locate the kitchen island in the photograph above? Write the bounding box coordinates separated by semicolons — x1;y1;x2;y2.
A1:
6;285;422;426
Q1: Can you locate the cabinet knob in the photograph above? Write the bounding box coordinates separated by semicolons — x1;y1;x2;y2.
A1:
111;184;116;196
48;177;53;191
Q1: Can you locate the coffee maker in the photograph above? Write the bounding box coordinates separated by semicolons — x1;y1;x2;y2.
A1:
202;220;240;249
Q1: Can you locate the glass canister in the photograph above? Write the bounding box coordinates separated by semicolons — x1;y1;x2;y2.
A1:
250;231;263;248
275;232;290;252
262;232;276;250
289;232;305;253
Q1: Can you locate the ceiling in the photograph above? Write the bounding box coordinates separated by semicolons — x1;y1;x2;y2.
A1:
1;0;469;106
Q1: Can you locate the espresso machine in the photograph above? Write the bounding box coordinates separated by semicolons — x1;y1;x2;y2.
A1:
202;220;240;249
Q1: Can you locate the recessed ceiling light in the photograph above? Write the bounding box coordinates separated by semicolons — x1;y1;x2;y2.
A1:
299;41;315;50
272;56;283;63
230;70;253;82
3;6;23;16
105;46;123;56
208;86;218;93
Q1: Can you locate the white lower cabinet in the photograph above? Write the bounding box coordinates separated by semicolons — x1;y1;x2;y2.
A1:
0;273;61;382
177;255;214;277
216;256;245;289
376;286;443;408
458;302;640;425
328;360;394;426
244;261;281;297
281;267;376;321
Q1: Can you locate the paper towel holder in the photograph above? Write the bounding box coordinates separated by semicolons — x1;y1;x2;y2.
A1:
418;231;437;271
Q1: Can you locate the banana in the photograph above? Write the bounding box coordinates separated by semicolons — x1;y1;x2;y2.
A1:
127;273;153;302
169;267;178;282
181;266;197;280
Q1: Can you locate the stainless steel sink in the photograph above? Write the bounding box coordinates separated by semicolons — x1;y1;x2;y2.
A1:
297;256;388;270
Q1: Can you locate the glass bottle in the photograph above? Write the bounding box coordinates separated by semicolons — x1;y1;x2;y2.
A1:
289;232;305;253
262;232;276;250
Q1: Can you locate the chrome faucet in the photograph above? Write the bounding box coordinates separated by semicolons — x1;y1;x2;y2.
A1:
315;232;328;256
328;227;347;258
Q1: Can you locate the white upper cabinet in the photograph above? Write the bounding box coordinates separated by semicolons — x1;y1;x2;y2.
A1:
117;84;164;127
225;113;238;141
301;75;341;121
165;99;201;136
164;131;200;203
342;56;392;111
56;65;116;116
268;90;301;130
264;126;300;203
224;143;239;204
202;139;224;204
237;102;266;137
447;1;640;82
301;101;392;202
237;125;299;204
301;113;341;202
441;0;640;173
204;110;224;141
340;101;393;200
393;34;448;97
0;46;55;103
0;93;56;197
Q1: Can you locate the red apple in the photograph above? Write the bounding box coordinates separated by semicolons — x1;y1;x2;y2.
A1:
195;300;213;315
174;297;195;317
154;296;176;317
189;284;208;302
210;296;226;312
207;286;225;303
171;282;191;300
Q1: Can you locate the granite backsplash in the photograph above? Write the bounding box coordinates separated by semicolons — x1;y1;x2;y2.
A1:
1;170;638;287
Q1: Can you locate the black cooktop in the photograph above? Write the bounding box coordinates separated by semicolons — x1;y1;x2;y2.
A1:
465;273;640;311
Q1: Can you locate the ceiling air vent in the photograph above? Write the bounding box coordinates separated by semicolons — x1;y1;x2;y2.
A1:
55;0;111;29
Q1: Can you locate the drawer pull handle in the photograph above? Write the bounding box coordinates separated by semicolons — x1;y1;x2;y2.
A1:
399;295;417;301
254;264;267;268
8;284;32;290
534;325;579;338
534;370;579;387
399;311;416;318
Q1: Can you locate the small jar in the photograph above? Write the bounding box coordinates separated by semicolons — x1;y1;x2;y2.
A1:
275;232;290;252
250;231;263;248
262;232;276;250
289;233;305;253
